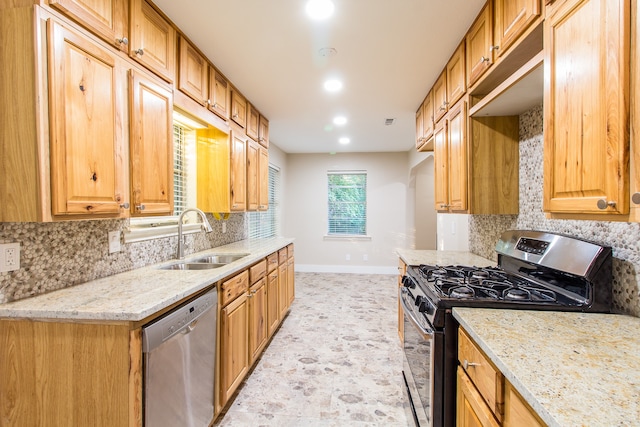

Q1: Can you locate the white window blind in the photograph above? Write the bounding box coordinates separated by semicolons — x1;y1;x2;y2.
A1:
248;165;280;239
327;171;367;236
173;123;188;216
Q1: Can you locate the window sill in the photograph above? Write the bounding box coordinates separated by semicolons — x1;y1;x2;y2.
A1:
323;234;372;241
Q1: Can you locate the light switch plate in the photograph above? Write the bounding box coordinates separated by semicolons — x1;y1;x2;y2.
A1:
0;242;20;272
108;231;121;254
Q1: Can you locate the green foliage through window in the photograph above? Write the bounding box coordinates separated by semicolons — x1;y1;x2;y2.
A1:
327;172;367;235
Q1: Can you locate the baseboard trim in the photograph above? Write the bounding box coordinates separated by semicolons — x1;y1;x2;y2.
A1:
295;264;398;275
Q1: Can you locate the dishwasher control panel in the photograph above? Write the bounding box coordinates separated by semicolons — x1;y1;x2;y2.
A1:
142;289;217;352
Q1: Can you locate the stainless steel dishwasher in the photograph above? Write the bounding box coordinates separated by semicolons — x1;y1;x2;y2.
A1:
142;289;217;427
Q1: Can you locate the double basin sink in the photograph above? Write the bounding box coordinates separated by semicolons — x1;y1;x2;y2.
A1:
160;254;249;271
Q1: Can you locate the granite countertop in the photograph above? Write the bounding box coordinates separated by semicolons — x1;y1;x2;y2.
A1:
453;308;640;427
0;238;293;322
396;249;496;267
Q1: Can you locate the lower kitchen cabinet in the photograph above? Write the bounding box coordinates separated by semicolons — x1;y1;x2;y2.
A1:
278;262;289;321
266;269;280;336
287;256;295;306
397;259;406;342
457;327;546;427
219;290;249;408
248;277;268;364
0;319;142;426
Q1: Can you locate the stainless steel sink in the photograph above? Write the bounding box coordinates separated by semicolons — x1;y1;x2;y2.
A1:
160;262;226;270
193;254;249;264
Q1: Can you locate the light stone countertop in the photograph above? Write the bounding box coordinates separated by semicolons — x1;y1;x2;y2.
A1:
453;308;640;427
396;249;496;267
0;237;293;322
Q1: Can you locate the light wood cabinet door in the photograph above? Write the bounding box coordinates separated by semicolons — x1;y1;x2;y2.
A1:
246;103;260;141
287;256;295;306
209;69;230;120
433;70;448;122
49;0;129;51
129;0;176;82
397;258;406;342
446;41;466;107
466;1;493;87
230;127;247;211
447;100;468;212
266;270;280;336
415;103;425;149
543;0;630;215
503;381;546;427
246;139;259;211
278;262;288;321
258;115;270;148
258;146;269;211
230;89;247;128
129;70;173;215
632;0;640;219
196;127;230;213
248;278;268;364
178;36;208;106
417;90;435;152
494;0;541;57
48;20;125;216
219;292;249;408
433;121;449;210
457;367;500;427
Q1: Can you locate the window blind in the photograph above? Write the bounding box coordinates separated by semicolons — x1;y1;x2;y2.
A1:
248;165;280;239
327;172;367;235
173;124;187;217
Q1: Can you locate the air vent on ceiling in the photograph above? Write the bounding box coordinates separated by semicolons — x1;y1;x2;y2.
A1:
384;118;395;126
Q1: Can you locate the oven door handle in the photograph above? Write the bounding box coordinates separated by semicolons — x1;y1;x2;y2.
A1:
400;288;434;339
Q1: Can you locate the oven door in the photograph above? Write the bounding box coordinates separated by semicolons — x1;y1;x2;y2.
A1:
400;287;442;427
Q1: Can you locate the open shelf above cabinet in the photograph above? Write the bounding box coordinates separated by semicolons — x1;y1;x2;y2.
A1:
469;51;543;117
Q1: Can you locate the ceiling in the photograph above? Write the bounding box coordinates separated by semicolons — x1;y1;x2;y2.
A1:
152;0;486;154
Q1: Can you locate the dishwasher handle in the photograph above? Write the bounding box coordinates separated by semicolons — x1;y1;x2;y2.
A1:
142;289;217;353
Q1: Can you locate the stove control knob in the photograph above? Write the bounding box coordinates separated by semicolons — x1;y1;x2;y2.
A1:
402;276;415;289
417;297;433;315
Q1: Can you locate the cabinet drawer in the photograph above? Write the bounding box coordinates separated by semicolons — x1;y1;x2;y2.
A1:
278;248;288;264
249;259;267;284
266;253;278;273
458;328;504;418
221;270;248;306
287;244;294;259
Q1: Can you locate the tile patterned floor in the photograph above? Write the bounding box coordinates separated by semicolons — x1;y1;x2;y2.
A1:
214;272;409;426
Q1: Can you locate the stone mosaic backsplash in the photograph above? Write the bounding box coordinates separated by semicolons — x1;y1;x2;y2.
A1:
469;104;640;317
0;213;247;303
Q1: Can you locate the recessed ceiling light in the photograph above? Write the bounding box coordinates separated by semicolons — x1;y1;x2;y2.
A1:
319;47;337;57
339;137;350;144
333;116;347;125
306;0;335;20
324;79;343;92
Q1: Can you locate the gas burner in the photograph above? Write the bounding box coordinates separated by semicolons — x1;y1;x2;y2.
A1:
450;286;474;299
470;270;490;279
431;268;449;279
504;288;529;300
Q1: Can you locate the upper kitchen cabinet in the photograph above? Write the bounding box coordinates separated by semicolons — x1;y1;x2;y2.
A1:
416;90;435;151
494;0;542;58
631;0;640;220
466;1;493;87
433;70;448;122
258;146;269;210
446;41;467;107
129;69;174;215
47;0;129;52
543;0;630;216
230;88;247;128
178;36;208;106
129;0;176;82
258;114;270;148
246;139;260;211
230;126;248;211
435;97;519;214
209;68;230;120
246;102;260;141
48;20;126;216
196;126;231;213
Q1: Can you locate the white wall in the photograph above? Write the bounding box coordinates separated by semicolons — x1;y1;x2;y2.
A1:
413;155;437;249
283;152;410;274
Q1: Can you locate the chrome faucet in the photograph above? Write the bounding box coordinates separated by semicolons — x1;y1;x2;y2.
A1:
177;208;213;259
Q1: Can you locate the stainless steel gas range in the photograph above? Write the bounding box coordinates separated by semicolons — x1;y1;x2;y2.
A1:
400;230;612;427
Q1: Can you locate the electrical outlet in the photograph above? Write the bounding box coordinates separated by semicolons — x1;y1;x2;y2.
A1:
108;231;121;254
345;254;351;261
222;222;227;233
363;254;368;261
0;243;20;272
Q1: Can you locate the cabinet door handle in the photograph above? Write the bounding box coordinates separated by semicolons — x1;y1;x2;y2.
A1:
596;199;616;210
120;202;130;209
489;45;500;52
632;193;640;205
232;113;239;119
116;37;128;46
134;48;144;56
480;56;490;63
136;204;146;211
462;360;480;370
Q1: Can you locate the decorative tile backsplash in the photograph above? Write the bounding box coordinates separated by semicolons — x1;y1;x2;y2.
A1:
0;214;247;303
469;104;640;317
